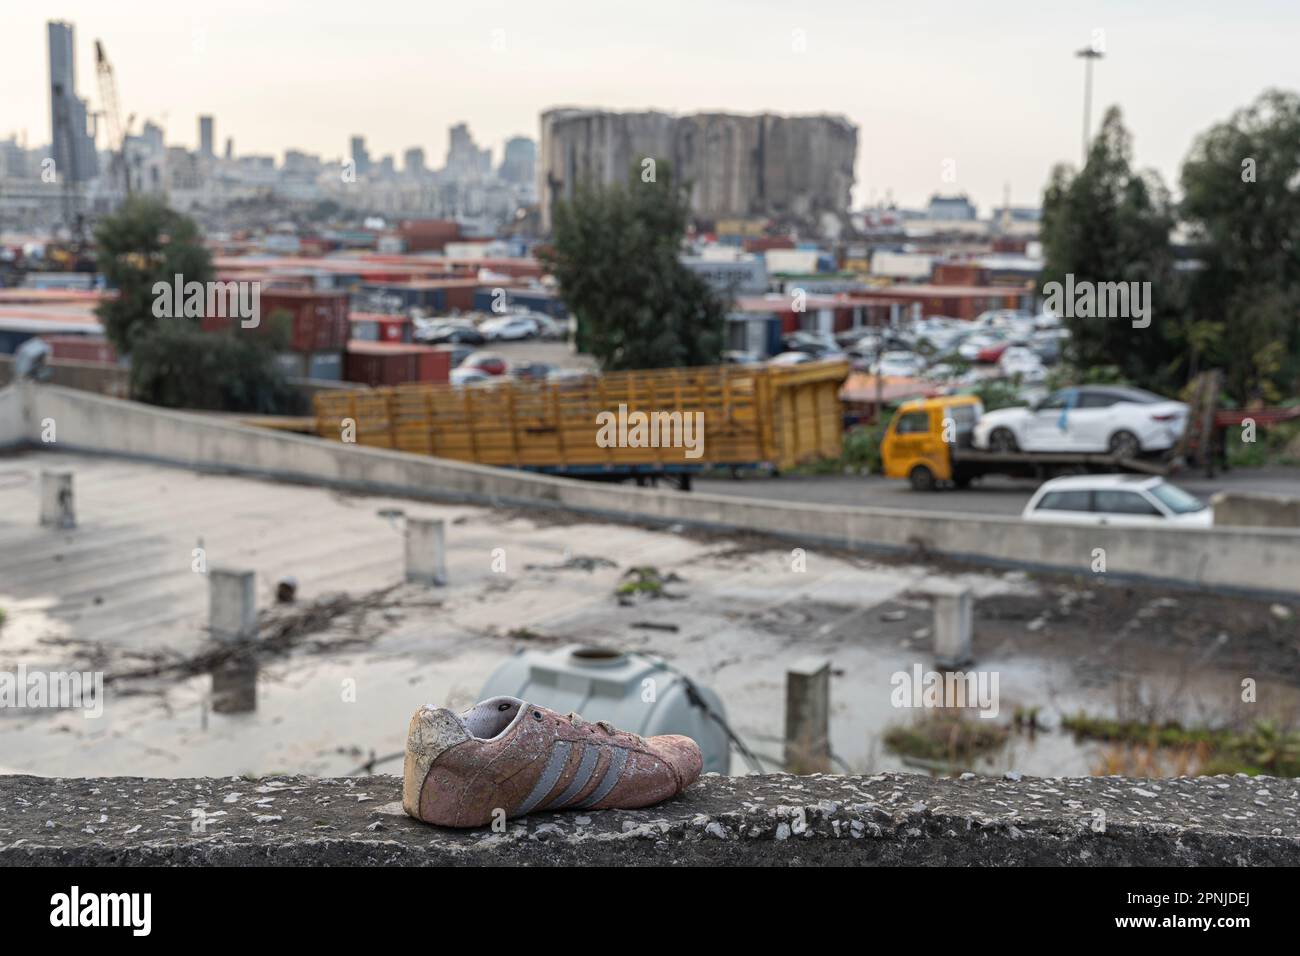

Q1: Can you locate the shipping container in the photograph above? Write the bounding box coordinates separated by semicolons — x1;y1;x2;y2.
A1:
201;288;350;352
348;312;412;343
276;350;344;382
343;341;451;387
397;219;461;253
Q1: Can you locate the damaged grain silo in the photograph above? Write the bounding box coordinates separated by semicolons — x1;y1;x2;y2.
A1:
538;108;857;237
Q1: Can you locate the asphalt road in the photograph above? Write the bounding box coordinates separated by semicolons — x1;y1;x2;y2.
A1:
695;467;1300;515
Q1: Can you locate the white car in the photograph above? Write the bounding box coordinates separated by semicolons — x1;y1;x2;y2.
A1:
450;367;492;386
957;332;1006;362
972;385;1188;457
998;346;1047;381
768;351;815;366
1022;475;1213;528
871;350;926;377
479;316;539;341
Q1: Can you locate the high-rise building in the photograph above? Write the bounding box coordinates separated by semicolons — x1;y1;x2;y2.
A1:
142;121;165;154
349;135;371;175
47;20;99;183
499;136;536;186
199;115;214;158
445;123;491;180
404;147;426;176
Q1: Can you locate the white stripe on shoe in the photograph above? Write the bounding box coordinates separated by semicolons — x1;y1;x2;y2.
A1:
512;741;572;816
573;747;628;809
540;742;601;811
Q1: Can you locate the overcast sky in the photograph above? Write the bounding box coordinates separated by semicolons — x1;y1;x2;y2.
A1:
6;1;1297;211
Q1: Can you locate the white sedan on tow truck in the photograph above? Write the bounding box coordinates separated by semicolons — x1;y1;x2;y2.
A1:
972;385;1189;458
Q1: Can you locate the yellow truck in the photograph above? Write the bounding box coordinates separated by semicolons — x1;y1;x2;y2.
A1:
881;394;1170;491
312;360;849;490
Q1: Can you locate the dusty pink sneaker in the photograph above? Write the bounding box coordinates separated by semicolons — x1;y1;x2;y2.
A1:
402;696;703;827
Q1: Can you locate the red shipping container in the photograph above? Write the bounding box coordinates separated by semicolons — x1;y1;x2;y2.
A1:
344;342;450;387
202;289;350;351
932;263;989;286
398;219;461;253
261;289;350;351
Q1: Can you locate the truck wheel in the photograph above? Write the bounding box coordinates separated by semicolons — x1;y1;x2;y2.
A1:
1108;430;1140;459
909;465;937;491
989;428;1019;452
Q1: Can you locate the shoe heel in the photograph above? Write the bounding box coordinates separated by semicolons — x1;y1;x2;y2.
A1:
402;707;469;821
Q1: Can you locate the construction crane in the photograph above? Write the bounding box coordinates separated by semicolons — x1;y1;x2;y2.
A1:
94;39;132;196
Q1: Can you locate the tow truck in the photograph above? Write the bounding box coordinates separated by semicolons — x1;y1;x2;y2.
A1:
880;395;1173;491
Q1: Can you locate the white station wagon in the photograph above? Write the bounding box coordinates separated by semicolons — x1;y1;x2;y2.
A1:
1022;474;1213;528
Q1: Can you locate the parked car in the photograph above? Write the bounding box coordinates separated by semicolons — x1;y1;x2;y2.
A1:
547;367;596;385
871;350;926;378
1022;474;1212;528
416;322;486;346
913;318;969;355
723;349;763;365
998;346;1047;381
958;332;1006;363
479;316;539;341
768;351;815;366
528;314;568;341
784;330;840;355
1028;331;1063;365
510;361;554;381
450;366;493;387
460;351;509;376
972;385;1189;456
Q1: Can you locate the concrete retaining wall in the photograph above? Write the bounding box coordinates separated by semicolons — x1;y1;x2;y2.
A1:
0;355;129;395
2;771;1296;866
0;384;27;450
1211;491;1300;529
11;382;1300;596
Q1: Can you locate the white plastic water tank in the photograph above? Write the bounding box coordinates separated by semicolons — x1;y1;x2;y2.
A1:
479;644;731;774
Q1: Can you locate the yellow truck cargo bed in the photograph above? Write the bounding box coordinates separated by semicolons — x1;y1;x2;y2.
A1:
311;360;847;476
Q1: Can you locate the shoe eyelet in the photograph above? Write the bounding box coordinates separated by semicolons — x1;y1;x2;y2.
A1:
532;711;543;721
497;703;511;712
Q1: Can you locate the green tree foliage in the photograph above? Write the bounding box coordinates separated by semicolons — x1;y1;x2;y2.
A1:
1181;89;1300;403
93;197;293;413
542;162;727;371
129;323;296;414
1040;108;1187;391
93;196;213;355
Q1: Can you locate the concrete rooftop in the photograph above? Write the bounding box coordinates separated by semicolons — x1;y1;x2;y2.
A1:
1;450;1296;782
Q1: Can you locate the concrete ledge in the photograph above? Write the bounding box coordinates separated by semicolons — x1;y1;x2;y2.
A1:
1;772;1297;866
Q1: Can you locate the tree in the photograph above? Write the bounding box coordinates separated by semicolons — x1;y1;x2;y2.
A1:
1180;89;1300;403
1040;107;1188;391
129;323;296;413
93;196;214;355
542;162;727;371
93;197;293;413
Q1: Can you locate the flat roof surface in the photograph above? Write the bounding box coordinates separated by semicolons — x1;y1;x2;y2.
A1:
0;450;1033;779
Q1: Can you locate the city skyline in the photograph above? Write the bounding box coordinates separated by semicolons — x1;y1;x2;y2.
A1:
4;1;1299;211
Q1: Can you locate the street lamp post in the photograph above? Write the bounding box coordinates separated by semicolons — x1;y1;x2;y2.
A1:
1075;47;1104;166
